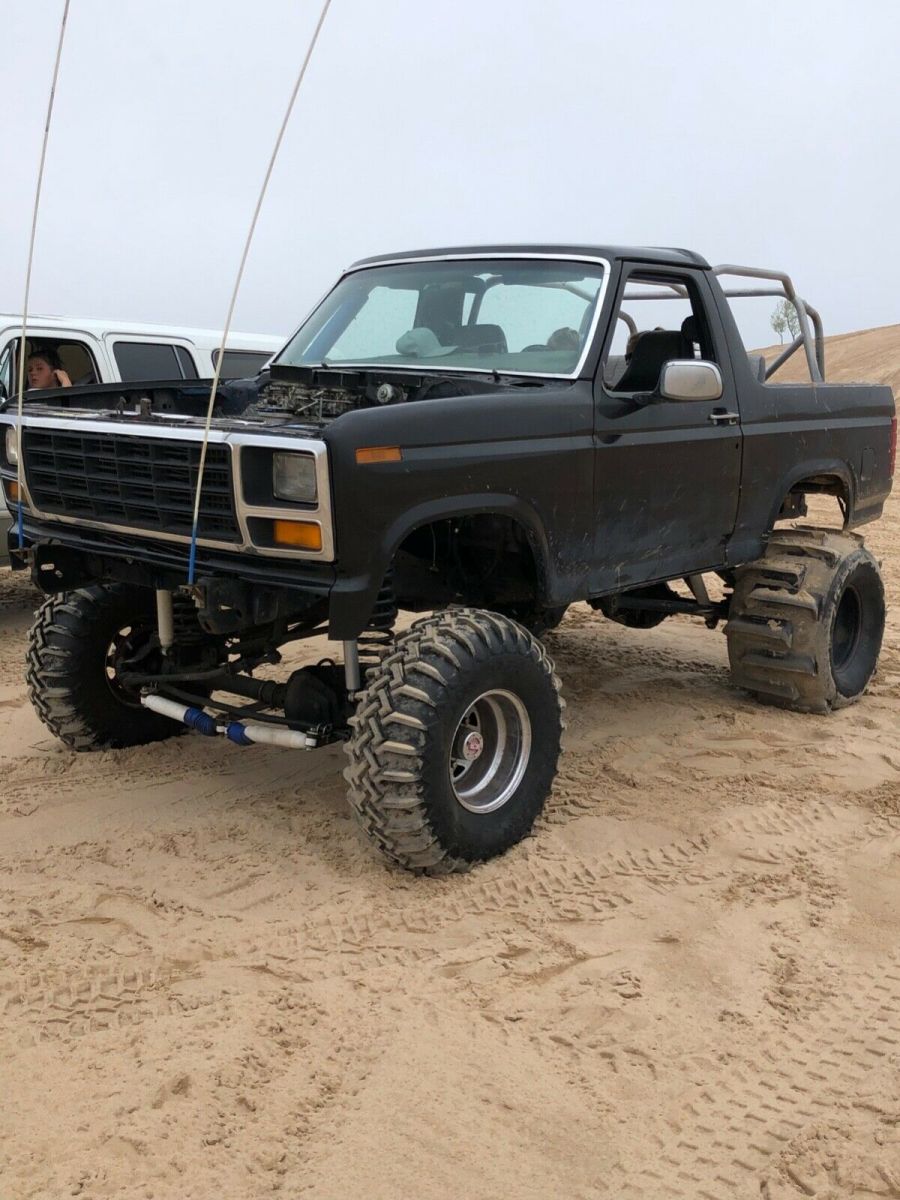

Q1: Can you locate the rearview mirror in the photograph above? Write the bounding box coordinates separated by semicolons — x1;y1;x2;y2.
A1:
659;359;723;402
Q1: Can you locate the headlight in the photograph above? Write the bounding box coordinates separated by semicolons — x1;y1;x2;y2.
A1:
273;452;317;503
4;425;18;467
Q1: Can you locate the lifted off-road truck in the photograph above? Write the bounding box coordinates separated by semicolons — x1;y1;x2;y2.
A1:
1;246;895;872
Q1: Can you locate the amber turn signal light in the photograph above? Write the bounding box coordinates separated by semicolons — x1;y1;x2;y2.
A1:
355;445;402;465
271;518;322;551
3;480;20;504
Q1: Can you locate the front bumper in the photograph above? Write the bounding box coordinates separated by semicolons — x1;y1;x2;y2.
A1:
10;510;336;593
8;513;380;641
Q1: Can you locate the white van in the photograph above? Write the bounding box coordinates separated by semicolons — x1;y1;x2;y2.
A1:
1;313;283;560
0;313;283;398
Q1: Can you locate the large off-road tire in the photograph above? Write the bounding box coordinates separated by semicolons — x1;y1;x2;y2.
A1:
27;584;182;750
343;608;564;874
725;528;885;713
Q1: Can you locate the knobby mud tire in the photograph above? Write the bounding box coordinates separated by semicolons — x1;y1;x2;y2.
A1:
27;585;181;751
343;607;565;874
725;528;885;713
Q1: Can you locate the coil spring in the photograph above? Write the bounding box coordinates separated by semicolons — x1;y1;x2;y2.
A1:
172;593;209;645
357;573;398;674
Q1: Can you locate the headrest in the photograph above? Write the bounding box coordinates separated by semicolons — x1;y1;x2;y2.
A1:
681;315;698;345
612;330;686;392
634;330;685;359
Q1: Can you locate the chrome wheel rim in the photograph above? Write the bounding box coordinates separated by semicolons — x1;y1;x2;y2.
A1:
449;689;532;814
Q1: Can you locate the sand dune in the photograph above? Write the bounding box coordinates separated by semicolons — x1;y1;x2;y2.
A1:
0;329;898;1198
761;320;900;389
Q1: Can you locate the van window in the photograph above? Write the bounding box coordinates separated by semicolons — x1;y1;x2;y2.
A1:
212;349;272;378
175;346;199;379
0;342;11;397
11;337;100;390
113;341;198;382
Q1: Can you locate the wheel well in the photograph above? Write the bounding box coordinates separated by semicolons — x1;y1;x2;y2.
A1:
391;513;545;611
776;474;850;528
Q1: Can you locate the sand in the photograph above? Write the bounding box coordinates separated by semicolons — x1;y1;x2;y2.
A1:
1;330;898;1199
762;321;900;392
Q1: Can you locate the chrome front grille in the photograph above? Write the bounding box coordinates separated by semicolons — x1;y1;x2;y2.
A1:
23;428;240;543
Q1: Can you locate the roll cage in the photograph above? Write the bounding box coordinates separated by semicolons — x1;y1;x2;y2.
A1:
618;263;824;383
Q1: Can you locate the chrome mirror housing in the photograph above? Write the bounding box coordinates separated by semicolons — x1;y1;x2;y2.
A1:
659;360;724;402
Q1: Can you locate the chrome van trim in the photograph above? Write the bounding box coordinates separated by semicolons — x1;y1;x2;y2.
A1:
0;413;335;563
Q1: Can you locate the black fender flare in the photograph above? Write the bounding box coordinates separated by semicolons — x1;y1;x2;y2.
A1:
327;493;553;640
765;458;856;532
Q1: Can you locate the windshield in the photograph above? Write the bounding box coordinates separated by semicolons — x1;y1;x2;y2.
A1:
276;258;607;377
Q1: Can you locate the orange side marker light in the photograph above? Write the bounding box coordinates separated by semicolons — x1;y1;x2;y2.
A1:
355;446;402;465
272;519;322;551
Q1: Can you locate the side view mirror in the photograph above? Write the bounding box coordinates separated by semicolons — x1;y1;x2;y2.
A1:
659;359;724;402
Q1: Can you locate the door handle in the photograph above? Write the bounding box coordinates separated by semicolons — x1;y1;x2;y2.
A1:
708;410;739;425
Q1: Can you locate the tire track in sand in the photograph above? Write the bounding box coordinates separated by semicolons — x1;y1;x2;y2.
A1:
611;952;900;1198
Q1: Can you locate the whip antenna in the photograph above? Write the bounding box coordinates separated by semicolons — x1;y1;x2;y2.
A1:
15;0;71;549
187;0;333;584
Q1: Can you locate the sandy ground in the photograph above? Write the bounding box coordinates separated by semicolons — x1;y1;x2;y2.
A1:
1;339;898;1197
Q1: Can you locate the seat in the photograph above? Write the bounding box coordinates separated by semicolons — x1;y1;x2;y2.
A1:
680;315;699;356
449;324;508;354
747;353;767;382
610;330;686;393
605;354;627;386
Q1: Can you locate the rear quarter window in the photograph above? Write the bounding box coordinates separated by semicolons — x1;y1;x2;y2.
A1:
212;349;272;378
113;341;198;381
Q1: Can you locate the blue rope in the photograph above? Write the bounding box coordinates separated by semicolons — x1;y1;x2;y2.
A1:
187;515;199;585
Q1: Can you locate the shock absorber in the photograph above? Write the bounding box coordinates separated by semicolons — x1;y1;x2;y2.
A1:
156;589;175;654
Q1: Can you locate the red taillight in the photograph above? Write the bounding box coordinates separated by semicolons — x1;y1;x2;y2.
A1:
890;416;897;478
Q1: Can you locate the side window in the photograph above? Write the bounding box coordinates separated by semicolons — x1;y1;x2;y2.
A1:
602;272;715;391
113;341;196;382
175;346;198;379
0;342;11;396
212;349;272;378
14;337;100;390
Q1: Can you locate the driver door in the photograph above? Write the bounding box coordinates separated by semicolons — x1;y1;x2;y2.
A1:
590;265;741;592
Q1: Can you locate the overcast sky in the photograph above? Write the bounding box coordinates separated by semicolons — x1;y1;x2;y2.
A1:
3;0;898;349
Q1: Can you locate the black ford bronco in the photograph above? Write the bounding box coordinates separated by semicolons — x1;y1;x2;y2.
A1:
1;246;895;873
